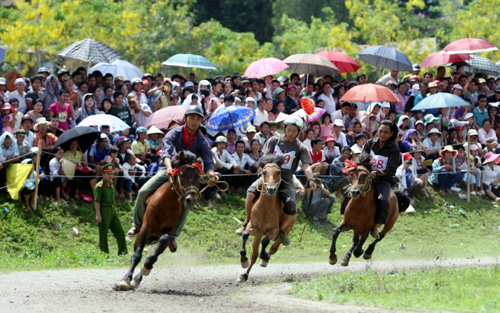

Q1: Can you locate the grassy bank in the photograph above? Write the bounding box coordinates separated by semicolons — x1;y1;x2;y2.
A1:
291;266;500;313
1;186;500;271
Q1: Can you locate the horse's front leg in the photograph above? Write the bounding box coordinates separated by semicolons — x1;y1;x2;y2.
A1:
259;236;271;267
364;233;386;260
329;222;346;265
341;233;359;267
114;230;148;291
142;231;172;276
240;231;250;268
238;235;262;283
353;231;370;258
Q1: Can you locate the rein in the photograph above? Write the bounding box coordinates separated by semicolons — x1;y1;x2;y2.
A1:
169;164;203;201
256;164;282;194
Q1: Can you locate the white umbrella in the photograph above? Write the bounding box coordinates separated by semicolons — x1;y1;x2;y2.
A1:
90;59;143;81
78;114;130;133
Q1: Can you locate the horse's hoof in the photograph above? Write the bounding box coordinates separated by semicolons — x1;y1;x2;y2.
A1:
237;274;248;283
340;258;350;267
130;279;141;289
353;250;364;258
141;266;151;276
241;260;249;269
113;280;131;291
329;256;337;265
260;260;268;268
363;253;372;260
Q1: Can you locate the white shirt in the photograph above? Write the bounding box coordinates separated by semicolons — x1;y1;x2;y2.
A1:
231;152;255;169
134;103;153;127
422;137;442;151
333;132;348;148
323;146;340;158
302;138;312;151
253;109;269;126
123;162;146;183
318;93;336;114
6;90;27;113
376;73;399;85
483;164;500;186
331;109;344;121
49;157;64;182
131;90;148;105
212;147;236;170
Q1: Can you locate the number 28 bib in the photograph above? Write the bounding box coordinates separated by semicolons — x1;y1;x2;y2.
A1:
274;145;296;170
370;150;388;170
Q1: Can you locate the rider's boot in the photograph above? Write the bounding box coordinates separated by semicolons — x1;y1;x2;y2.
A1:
235;193;255;235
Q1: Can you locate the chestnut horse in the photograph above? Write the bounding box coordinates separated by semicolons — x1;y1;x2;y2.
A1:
238;155;296;282
115;150;202;291
329;153;409;267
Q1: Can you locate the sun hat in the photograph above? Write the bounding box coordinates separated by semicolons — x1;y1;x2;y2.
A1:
440;145;458;158
464;112;474;120
246;97;255;103
415;120;424;127
333;119;344;127
427;128;442;137
486;137;498;146
324;134;336;144
215;136;227;144
127;94;137;103
33;117;50;130
478;78;486;84
470;144;479;151
424;114;440;126
468;129;478;136
483;151;499;164
14;129;26;136
246;125;256;133
14;78;26;86
147;126;164;135
1;103;11;111
451;84;463;92
428;82;438;88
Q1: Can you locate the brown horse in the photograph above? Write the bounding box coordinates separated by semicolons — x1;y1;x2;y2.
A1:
114;150;202;291
238;155;296;282
329;153;409;267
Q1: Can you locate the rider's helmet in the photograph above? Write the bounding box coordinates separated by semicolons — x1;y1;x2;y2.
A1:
283;115;304;132
185;105;204;118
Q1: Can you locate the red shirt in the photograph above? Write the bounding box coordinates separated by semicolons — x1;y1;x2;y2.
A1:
309;149;324;164
182;125;198;149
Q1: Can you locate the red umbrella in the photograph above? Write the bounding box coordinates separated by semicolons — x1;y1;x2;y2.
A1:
442;38;498;54
340;84;399;103
145;105;187;130
316;51;361;73
421;51;473;68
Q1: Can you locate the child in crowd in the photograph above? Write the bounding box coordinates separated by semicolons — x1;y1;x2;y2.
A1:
103;146;122;192
122;154;147;203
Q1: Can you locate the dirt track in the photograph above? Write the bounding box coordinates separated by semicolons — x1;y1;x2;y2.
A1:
1;257;498;313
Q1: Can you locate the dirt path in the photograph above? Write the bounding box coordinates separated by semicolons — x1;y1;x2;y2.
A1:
1;257;497;313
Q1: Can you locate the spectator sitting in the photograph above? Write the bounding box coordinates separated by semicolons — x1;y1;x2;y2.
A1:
146;126;163;154
429;145;463;196
147;151;162;177
351;133;367;154
209;135;236;206
309;137;329;174
226;129;237;154
483;152;500;202
2;102;14;134
332;119;347;147
328;146;352;198
49;146;66;203
87;133;110;177
247;139;262;172
241;125;257;153
319;112;333;144
122;154;147;203
302;178;335;224
0;132;19;163
75;93;101;124
395;153;425;203
112;128;134;144
484;137;500;154
47;115;64;137
231;140;256;190
411;148;429;197
302;128;315;151
462;144;484;196
20;151;50;212
15;129;31;158
103;146;122;191
131;126;152;165
323;135;340;164
478;119;496;145
253;99;269;131
254;121;271;149
422;128;442;160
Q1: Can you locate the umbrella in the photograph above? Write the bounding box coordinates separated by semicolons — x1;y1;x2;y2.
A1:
57;37;123;63
292;107;327;123
442;38;498;54
283;54;338;76
460;56;500;76
244;58;289;78
145;106;187;129
421;52;473;68
315;51;361;73
78;114;130;133
206;105;256;131
90;59;143;81
340;84;399;103
162;54;216;70
358;45;412;71
411;93;469;111
0;48;6;63
54;126;100;153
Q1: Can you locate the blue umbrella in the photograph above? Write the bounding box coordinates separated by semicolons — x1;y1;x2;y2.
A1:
162;54;217;70
358;45;412;71
206;105;255;131
411;93;469;111
57;37;123;63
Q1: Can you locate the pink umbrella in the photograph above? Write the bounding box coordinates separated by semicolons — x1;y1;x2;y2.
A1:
442;38;498;54
244;58;289;78
145;106;187;130
316;51;361;73
292;107;327;123
421;51;473;68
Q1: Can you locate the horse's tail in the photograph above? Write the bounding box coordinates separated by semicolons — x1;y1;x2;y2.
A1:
394;190;410;213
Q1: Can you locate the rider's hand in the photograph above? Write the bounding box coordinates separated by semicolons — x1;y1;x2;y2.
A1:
208;172;218;187
370;171;378;180
165;166;173;175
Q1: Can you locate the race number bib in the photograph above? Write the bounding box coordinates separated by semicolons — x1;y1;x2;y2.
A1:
274;145;296;170
370;150;388;170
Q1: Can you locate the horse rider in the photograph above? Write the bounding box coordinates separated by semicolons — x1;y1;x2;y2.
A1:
235;115;318;246
127;105;216;252
361;120;401;239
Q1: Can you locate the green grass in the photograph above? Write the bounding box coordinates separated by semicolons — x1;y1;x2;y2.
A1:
1;185;500;271
291;266;500;313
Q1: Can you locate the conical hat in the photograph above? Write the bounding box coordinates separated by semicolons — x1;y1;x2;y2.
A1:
147;125;164;135
61;159;76;180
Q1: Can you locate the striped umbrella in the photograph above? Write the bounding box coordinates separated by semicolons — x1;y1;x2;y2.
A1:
162;54;217;70
358;45;412;71
316;51;361;73
460;55;500;76
244;58;289;78
57;37;123;63
283;54;338;76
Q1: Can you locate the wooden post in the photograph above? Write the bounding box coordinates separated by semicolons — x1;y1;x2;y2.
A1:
33;140;42;210
466;132;471;203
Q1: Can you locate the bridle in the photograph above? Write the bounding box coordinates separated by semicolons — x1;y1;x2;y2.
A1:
257;163;282;194
347;165;372;198
169;164;201;201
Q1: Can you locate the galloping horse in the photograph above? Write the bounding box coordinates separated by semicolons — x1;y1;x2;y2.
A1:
115;150;202;291
329;153;409;267
238;155;295;282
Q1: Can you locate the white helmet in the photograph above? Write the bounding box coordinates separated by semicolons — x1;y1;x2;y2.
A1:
283;116;304;132
215;136;227;143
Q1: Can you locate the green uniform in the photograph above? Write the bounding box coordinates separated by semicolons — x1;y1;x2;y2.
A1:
94;179;127;255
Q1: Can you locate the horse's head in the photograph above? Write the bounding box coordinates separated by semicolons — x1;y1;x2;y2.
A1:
172;150;202;209
259;155;284;197
344;153;372;200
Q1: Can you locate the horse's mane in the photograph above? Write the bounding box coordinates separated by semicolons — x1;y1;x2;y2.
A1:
356;152;372;171
172;150;202;168
259;155;285;168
